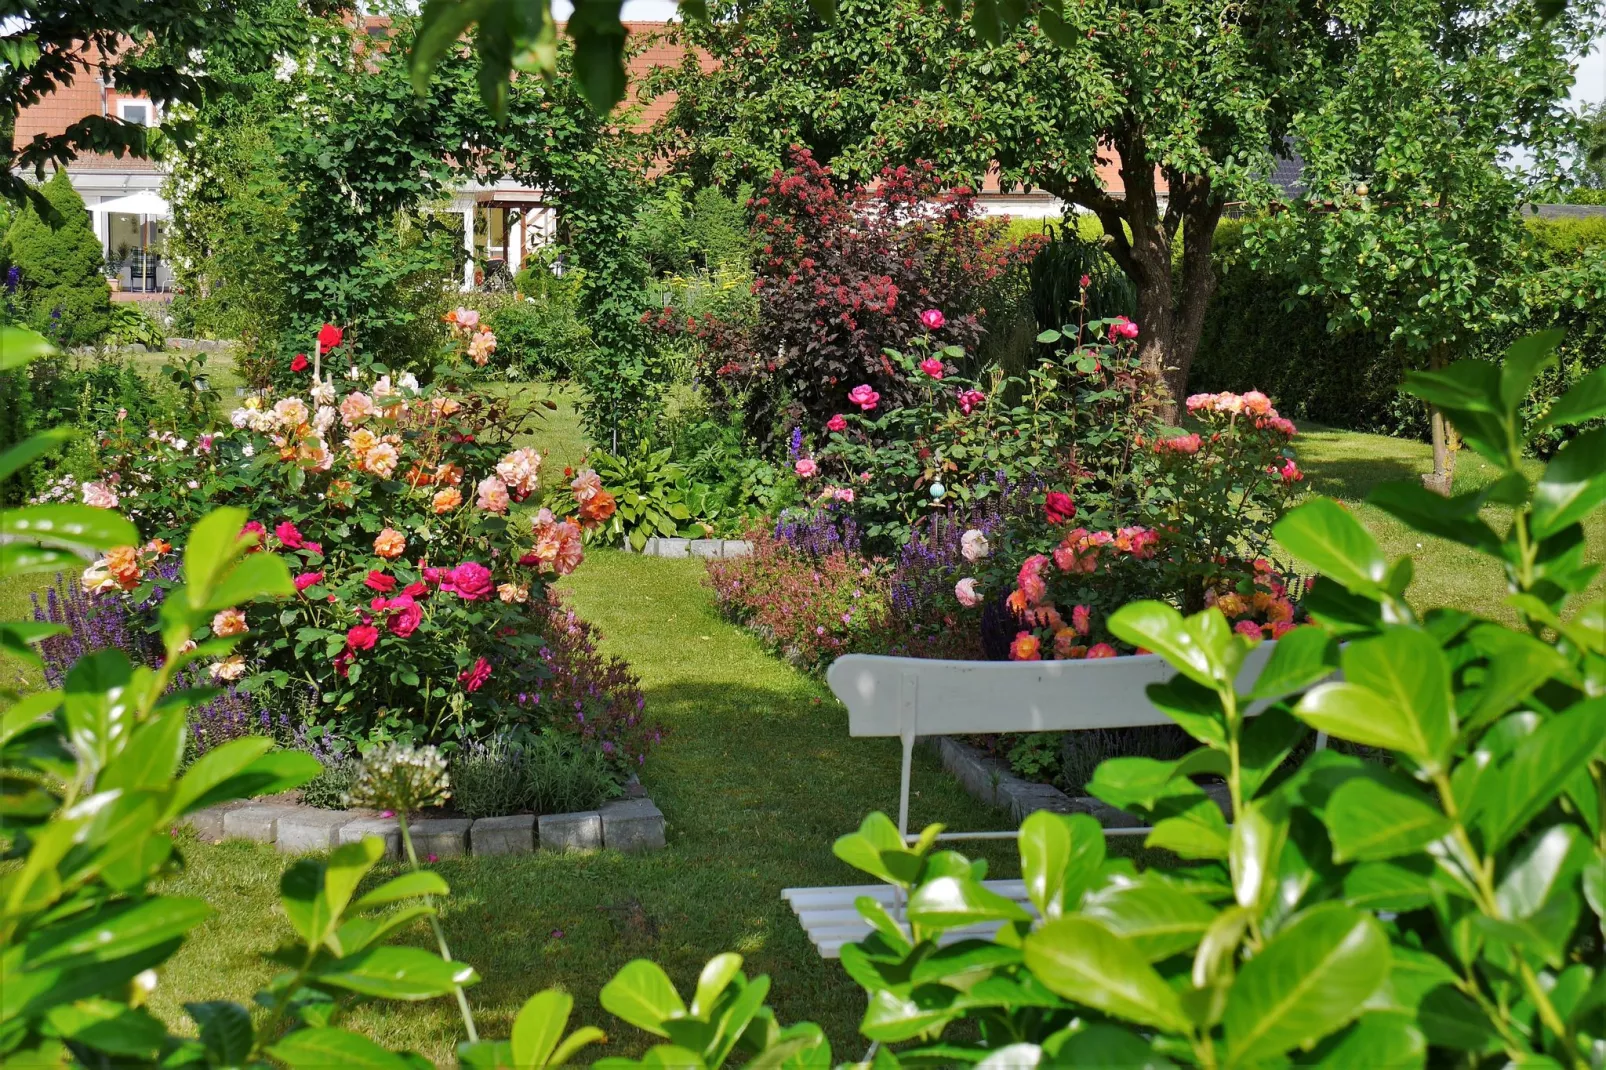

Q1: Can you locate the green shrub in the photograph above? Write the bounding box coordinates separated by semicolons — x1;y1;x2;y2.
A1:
298;758;358;809
485;291;594;381
450;734;622;818
105;302;167;350
5;170;113;345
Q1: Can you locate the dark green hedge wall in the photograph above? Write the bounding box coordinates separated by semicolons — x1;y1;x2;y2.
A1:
1190;216;1606;451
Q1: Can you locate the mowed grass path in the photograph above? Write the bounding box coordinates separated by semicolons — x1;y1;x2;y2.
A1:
149;551;1020;1061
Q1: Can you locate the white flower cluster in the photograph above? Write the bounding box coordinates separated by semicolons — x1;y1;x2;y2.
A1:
33;473;80;505
343;743;452;812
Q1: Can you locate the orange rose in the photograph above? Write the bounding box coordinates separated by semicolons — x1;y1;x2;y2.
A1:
104;546;142;590
577;488;617;527
434;463;463;486
405;464;433;488
1009;632;1041;661
211;608;249;637
432;487;462;514
373;527;406;559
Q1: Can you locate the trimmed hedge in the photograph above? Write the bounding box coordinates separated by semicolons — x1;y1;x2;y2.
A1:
1191;216;1606;450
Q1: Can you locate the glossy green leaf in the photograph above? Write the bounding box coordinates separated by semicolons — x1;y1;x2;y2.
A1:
183;506;250;610
201;550;295;612
314;946;479;1000
178;748;321;814
167;735;275;814
185;1001;254;1066
600;959;686;1037
1081;882;1216;961
1498;329;1564;413
1145;793;1230;860
26;896;212;968
1480;696;1606;850
1221;903;1390;1066
0;542;85;575
1403;359;1501;414
1325;775;1450;863
1022;917;1190;1033
1018;811;1104;919
1229;796;1288;908
0;426;76;483
281;858;338;949
1046;1024;1174;1067
1;325;54;370
908;875;1032;927
0;504;139;553
98;710;186;793
351;870;451;911
44;999;170;1059
690;952;742;1017
268;1027;417;1070
859;987;956;1043
1495;824;1589;920
1304;1011;1426;1069
1342;860;1438;912
1366;480;1502;556
513;989;575;1068
1106;600;1223;689
1144;674;1227;747
1531;426;1606;539
1273;498;1388;596
61;649;135;775
1249;626;1339;700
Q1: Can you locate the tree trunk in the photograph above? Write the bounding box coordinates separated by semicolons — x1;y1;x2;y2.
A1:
1422;342;1456;496
1054;145;1223;423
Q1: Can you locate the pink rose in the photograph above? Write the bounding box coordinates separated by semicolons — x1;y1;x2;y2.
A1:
1111;316;1139;340
1235;620;1265;639
1072;604;1091;636
847;384;880;412
274;521;304;550
293;571;324;593
1242;390;1273;415
1079;274;1091;289
442;561;494;601
955;577;982;607
920;308;946;330
1085;643;1118;658
795;457;818;478
826;414;848;433
240;520;266;552
387;596;422;638
919;358;944;379
957;389;986;415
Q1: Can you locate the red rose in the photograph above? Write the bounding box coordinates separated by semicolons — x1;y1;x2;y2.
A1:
364;570;396;593
401;581;428;599
1044;492;1077;525
333;650;354;678
290;353;309;373
318;323;344;354
457;656;492;692
346;624;379;651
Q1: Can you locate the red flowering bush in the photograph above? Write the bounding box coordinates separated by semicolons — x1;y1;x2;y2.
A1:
647;147;1041;432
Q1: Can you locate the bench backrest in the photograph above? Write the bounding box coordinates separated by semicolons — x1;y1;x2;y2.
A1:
826;642;1280;741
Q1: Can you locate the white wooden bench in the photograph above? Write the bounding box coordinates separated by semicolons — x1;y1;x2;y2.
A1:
784;644;1300;958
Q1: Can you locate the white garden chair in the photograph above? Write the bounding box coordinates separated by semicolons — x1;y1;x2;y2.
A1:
784;643;1317;958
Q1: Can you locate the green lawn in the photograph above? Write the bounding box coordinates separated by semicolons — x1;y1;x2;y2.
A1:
14;357;1604;1058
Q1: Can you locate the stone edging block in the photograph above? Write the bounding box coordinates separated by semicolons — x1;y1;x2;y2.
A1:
185;792;666;857
924;736;1233;829
640;537;752;559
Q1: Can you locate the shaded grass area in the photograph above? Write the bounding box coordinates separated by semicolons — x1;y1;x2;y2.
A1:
150;551;1029;1061
1293;425;1605;620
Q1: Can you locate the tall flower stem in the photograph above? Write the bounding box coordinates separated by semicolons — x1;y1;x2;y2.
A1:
396;813;479;1043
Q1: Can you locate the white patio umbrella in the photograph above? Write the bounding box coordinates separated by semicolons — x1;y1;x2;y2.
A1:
87;191;171;219
90;192;171;291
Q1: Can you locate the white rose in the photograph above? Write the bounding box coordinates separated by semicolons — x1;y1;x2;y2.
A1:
960;529;990;562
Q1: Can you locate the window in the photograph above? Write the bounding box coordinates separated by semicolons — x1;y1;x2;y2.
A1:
117;100;152;126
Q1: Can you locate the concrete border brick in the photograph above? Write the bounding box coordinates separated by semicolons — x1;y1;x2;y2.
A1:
339;817;402;858
688;538;722;559
539;811;602;851
410;817;472;859
470;814;535;855
720;540;753;558
599;797;666;853
221;804;300;843
275;810;352;853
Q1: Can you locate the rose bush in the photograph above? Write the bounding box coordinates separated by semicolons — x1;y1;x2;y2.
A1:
68;318;643;759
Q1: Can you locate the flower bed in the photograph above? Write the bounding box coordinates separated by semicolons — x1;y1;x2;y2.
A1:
55;314;655;786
